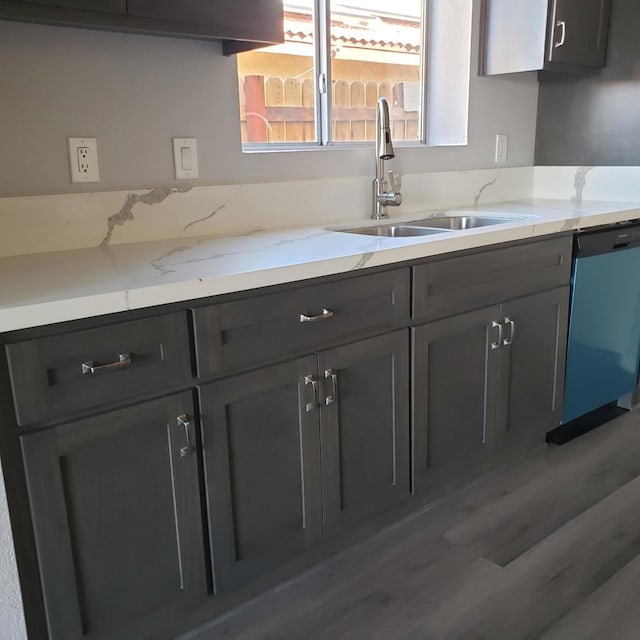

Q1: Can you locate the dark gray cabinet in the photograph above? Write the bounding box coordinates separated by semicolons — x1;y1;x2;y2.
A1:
0;0;284;53
13;0;127;15
9;0;125;12
6;312;192;427
482;0;612;74
20;392;207;639
497;287;570;446
412;306;501;491
199;356;323;592
547;0;611;68
193;269;410;379
127;0;283;53
319;331;410;534
413;288;570;492
199;331;410;591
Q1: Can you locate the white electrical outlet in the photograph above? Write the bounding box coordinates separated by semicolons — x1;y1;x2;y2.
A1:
173;138;199;180
495;133;508;164
68;137;100;182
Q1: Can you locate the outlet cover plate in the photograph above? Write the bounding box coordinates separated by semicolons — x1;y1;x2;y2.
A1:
68;137;100;183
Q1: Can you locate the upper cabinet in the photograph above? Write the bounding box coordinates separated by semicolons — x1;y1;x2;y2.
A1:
0;0;284;54
13;0;125;11
127;0;283;53
481;0;612;75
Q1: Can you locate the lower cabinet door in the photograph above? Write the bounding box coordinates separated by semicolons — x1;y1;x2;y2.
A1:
21;392;207;640
199;356;323;592
412;306;501;492
319;331;410;534
498;286;570;444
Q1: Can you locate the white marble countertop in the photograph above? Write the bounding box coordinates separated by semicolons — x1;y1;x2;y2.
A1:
1;198;639;333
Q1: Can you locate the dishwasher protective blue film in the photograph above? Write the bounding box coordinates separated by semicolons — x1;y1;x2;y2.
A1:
562;242;640;424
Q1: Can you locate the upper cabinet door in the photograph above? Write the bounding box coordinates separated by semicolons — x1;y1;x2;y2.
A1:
126;0;284;44
482;0;612;74
12;0;126;13
548;0;612;67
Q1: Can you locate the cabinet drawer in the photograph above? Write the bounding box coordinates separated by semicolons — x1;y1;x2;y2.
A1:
193;269;410;378
6;313;192;426
412;236;573;322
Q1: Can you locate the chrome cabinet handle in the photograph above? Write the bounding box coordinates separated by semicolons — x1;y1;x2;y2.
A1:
554;20;566;48
490;321;503;350
304;375;319;412
177;414;194;458
299;308;334;323
324;369;339;406
503;317;516;346
82;352;131;375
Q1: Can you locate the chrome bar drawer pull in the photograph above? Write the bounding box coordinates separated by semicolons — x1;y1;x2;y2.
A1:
299;308;334;323
177;415;194;458
490;321;503;350
324;369;339;405
82;352;132;375
503;318;516;346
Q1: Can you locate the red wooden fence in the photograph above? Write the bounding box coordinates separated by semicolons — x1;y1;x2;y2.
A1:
240;75;420;143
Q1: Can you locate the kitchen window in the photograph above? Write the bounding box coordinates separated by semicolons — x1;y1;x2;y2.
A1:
237;0;431;148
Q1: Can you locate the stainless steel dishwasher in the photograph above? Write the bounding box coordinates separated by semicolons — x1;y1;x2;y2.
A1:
560;221;640;433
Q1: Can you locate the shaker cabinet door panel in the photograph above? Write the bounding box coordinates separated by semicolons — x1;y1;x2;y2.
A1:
498;287;570;444
319;331;410;534
21;393;206;640
412;306;501;492
199;357;323;592
548;0;611;67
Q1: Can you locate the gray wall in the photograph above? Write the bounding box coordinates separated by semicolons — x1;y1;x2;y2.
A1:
0;0;539;197
536;0;640;165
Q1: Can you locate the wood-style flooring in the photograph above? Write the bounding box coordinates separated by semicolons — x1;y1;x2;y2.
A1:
189;410;640;640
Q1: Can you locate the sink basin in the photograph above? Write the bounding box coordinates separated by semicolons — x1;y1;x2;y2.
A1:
343;225;448;238
409;215;529;230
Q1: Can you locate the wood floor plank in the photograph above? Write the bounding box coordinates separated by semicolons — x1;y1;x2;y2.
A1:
421;473;640;639
197;535;500;640
444;414;640;565
539;552;640;640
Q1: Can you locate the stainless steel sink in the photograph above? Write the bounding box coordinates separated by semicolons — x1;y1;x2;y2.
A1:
343;225;448;238
336;213;535;238
408;215;526;230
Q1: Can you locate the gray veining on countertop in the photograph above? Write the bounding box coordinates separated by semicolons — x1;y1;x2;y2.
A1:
351;252;376;270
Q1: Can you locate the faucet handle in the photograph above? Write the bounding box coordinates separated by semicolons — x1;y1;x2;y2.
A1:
387;170;402;193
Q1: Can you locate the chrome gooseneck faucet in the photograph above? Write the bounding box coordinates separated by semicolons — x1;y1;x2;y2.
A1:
372;97;402;220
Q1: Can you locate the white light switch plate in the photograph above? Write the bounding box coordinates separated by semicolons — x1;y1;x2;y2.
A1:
173;138;199;180
495;133;508;164
68;137;100;182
